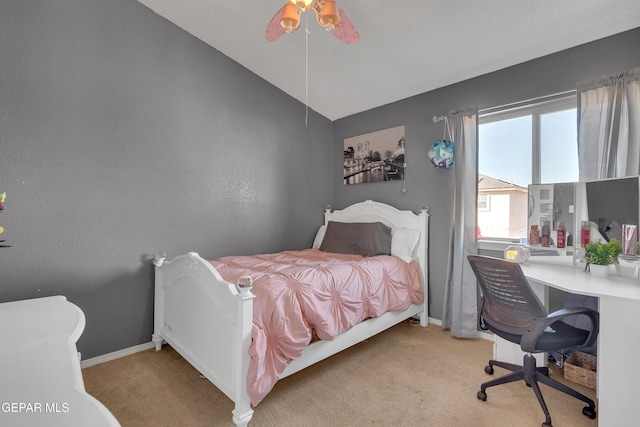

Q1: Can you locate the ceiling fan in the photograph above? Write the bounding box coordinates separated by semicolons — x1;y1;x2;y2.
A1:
265;0;359;44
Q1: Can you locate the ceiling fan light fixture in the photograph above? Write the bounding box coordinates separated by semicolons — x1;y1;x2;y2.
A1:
266;0;357;44
291;0;314;9
280;2;300;33
318;0;340;30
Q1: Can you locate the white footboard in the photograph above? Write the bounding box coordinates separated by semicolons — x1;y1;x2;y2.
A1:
152;253;254;427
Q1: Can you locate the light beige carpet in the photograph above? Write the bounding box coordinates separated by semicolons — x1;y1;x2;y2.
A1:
83;322;597;426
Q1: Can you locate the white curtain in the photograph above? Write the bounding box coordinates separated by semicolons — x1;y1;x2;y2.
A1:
442;107;479;338
570;68;640;337
577;67;640;180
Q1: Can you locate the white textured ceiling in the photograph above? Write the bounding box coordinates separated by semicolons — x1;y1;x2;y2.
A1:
136;0;640;121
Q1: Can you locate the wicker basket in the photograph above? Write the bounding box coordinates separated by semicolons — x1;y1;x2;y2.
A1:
564;351;597;389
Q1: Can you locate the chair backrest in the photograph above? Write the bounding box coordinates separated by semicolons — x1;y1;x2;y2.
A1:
468;255;547;336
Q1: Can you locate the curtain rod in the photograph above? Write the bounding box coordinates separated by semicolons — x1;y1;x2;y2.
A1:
433;106;478;123
433;91;575;123
479;89;576;115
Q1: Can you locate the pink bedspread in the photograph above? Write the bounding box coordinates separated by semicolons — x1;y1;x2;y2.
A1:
210;248;423;406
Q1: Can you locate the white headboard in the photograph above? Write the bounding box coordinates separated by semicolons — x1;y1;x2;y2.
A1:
324;200;429;295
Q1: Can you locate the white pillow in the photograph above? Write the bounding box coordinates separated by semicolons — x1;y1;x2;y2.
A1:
312;225;327;249
391;227;420;263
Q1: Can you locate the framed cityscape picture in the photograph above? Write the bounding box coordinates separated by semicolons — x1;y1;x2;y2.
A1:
343;125;405;185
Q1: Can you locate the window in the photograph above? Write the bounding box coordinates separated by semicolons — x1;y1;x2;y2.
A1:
477;194;490;211
478;95;578;240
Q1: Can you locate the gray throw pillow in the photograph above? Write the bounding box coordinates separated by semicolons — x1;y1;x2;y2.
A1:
319;221;392;256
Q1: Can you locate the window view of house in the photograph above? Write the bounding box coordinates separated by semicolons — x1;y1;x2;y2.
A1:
478;97;578;241
477;174;528;239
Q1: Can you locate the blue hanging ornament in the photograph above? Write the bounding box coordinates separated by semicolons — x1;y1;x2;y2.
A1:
428;140;455;169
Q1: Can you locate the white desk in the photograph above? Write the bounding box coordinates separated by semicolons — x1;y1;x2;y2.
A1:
0;296;120;427
517;261;640;427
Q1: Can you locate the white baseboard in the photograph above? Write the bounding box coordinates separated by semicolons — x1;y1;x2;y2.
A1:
427;317;494;342
477;330;493;341
428;317;442;326
80;341;155;368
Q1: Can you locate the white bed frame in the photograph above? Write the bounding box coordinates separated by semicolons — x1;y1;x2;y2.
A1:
152;200;429;426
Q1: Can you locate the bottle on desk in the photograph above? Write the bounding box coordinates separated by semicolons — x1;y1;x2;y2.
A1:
622;224;638;255
557;222;566;249
541;221;551;248
581;221;590;247
529;225;540;245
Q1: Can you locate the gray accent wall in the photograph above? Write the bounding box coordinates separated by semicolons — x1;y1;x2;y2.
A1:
333;28;640;321
0;0;332;359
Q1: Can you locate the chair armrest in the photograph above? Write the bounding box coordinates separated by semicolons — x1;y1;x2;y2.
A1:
521;307;599;353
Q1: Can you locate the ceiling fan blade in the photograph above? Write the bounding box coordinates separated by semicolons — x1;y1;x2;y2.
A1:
331;8;359;44
265;5;287;42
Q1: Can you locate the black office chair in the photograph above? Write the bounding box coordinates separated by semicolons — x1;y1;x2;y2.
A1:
467;255;599;427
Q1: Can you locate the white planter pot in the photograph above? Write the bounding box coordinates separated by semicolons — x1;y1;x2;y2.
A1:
589;263;610;277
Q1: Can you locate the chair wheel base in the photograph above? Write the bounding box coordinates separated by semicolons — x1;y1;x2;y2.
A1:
484;365;494;375
477;390;487;401
582;406;596;419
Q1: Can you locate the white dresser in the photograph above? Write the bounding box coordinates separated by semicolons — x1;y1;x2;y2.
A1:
0;295;120;426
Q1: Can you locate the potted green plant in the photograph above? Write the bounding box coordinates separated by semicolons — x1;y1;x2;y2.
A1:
584;238;621;277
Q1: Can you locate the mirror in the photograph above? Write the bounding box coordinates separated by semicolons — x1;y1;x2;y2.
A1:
528;176;640;262
585;177;639;244
528;182;575;252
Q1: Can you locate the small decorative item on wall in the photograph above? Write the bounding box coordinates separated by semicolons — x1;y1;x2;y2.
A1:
429;114;455;169
343;125;406;185
428;140;455;168
0;192;9;248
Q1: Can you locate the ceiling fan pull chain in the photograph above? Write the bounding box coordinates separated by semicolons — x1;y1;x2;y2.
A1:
305;14;309;127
